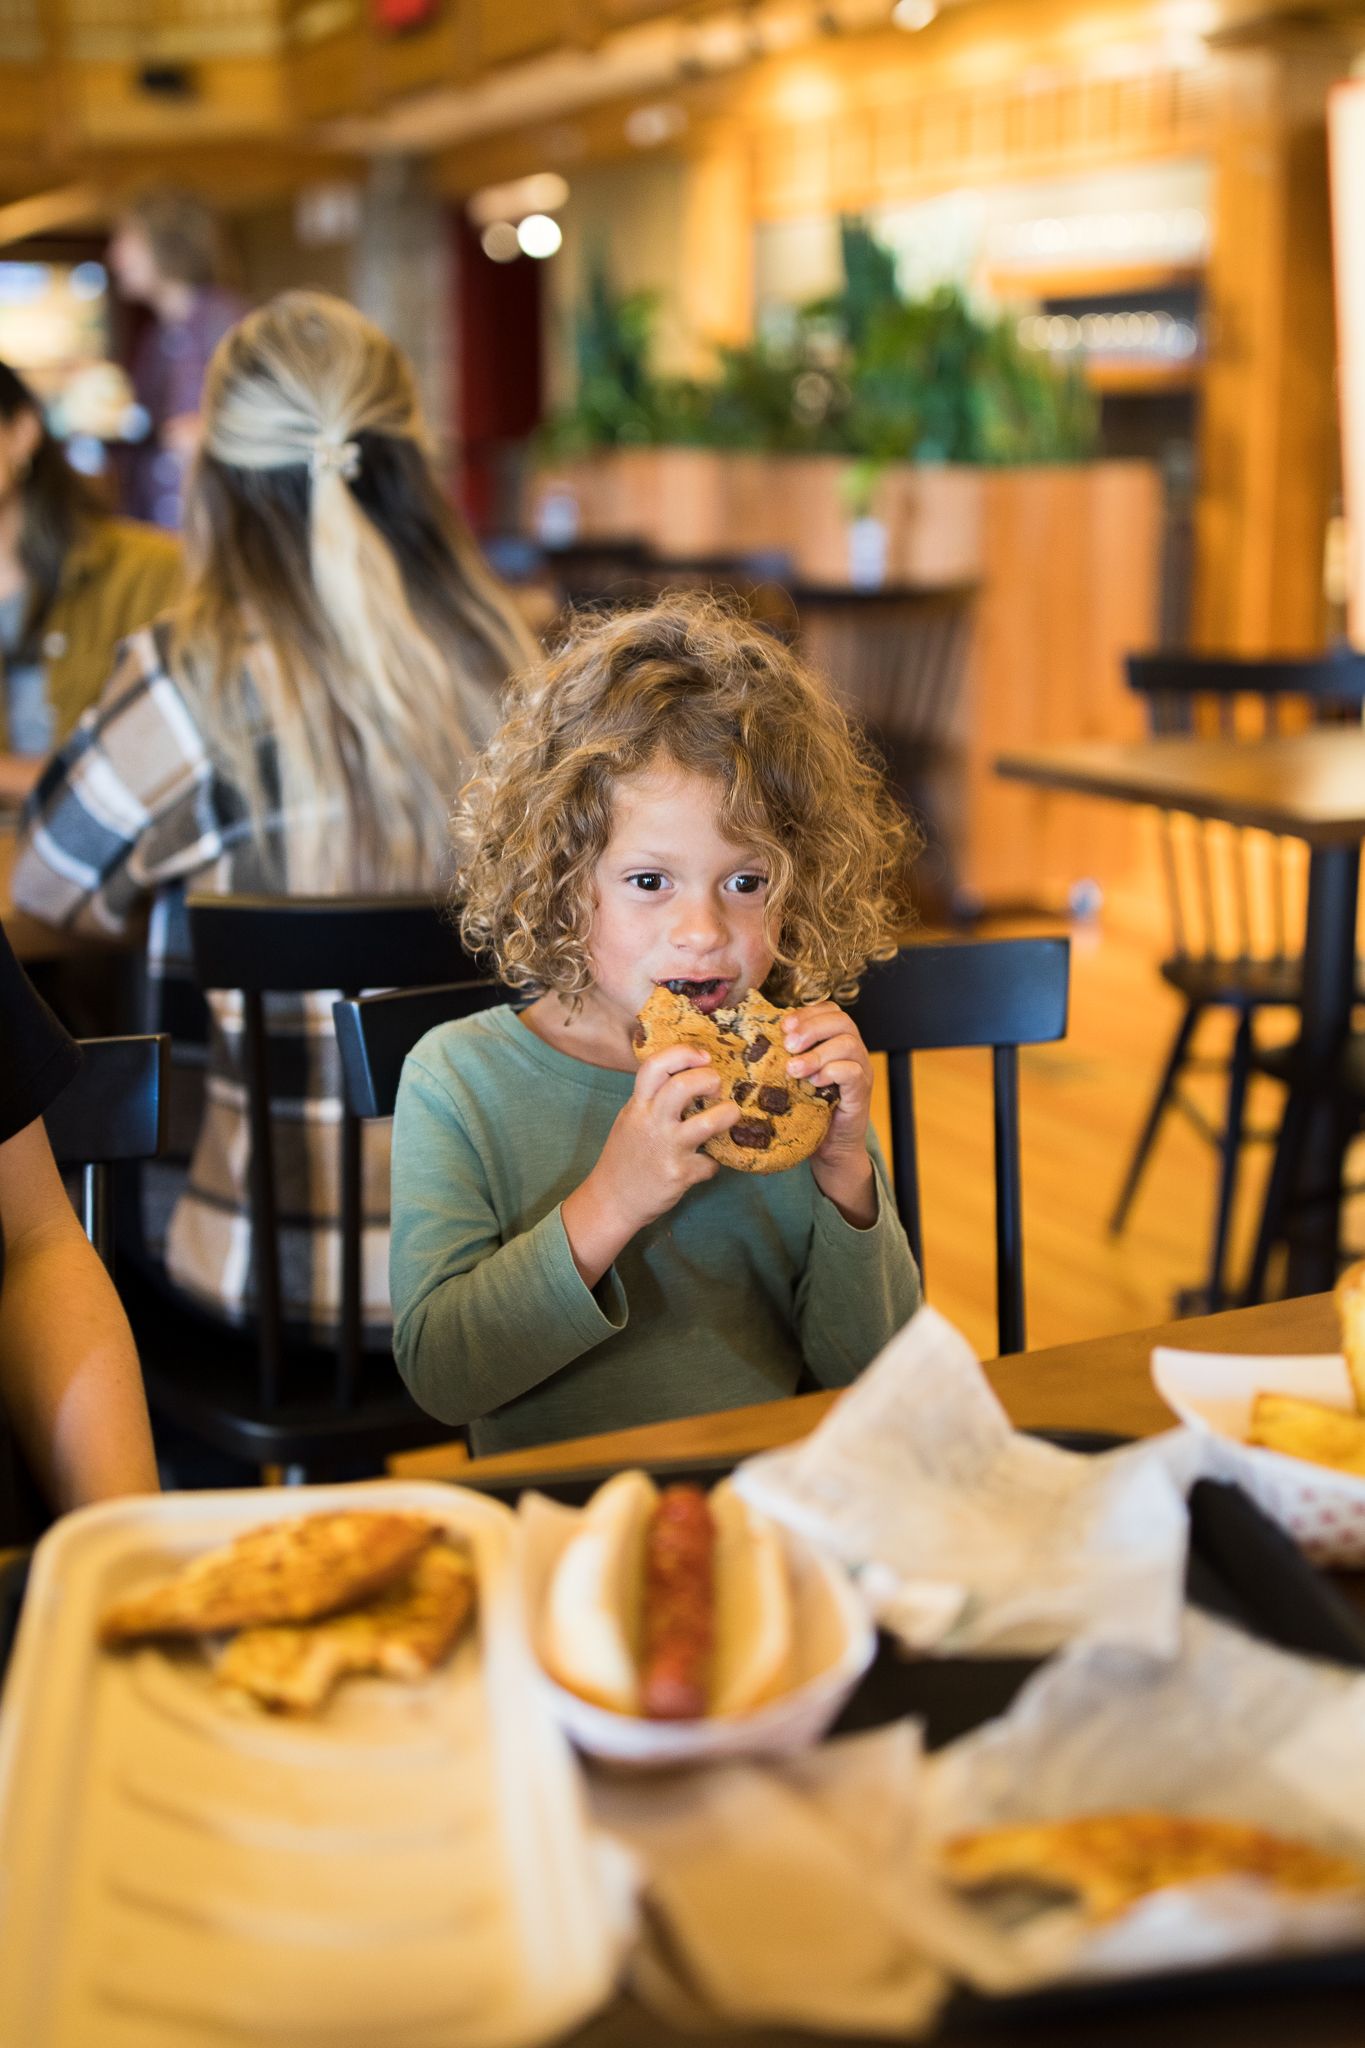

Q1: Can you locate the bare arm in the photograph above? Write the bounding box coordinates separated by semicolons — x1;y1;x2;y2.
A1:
0;1118;158;1511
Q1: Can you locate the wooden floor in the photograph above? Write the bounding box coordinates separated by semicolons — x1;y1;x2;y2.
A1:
873;917;1363;1362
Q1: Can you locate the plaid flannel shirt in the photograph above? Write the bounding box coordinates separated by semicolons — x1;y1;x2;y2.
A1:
12;623;395;1338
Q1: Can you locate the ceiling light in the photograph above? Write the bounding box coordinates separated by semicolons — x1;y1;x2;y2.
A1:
625;102;688;148
516;213;563;259
891;0;937;27
480;221;521;263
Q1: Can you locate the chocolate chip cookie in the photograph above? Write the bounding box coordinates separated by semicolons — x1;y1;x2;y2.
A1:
633;985;838;1174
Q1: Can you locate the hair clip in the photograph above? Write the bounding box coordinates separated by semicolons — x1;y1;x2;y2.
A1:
309;437;361;481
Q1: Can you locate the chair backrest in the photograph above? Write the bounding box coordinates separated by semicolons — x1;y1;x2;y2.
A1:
848;936;1071;1357
333;981;509;1120
43;1034;170;1272
185;894;486;1413
1126;650;1365;964
336;942;1069;1362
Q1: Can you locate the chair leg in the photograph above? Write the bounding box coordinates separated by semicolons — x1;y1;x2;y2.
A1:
1110;1002;1202;1234
1205;1010;1253;1312
1243;1080;1311;1305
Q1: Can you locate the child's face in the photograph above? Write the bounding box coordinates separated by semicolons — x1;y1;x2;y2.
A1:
585;759;776;1034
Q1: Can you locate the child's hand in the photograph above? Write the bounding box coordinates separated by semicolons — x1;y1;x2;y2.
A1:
782;1002;878;1228
561;1046;741;1286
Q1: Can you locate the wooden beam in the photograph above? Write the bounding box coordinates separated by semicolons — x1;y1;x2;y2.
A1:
0;181;105;246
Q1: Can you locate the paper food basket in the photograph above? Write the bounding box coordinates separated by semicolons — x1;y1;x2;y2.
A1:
1154;1348;1365;1567
520;1489;875;1767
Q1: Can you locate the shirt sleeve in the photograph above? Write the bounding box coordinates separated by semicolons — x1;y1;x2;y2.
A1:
10;628;222;941
794;1136;922;1389
0;920;81;1144
389;1051;628;1428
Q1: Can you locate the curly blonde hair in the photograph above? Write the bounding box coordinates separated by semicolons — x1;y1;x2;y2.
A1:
452;594;918;1003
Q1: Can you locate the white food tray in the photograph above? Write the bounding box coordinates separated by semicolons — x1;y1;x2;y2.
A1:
0;1480;621;2048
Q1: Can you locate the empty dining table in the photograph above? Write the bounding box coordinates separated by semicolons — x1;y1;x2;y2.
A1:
995;729;1365;1298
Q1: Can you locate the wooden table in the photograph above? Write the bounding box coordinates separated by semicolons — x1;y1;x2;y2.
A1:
393;1291;1338;1486
996;732;1365;1295
396;1291;1365;2047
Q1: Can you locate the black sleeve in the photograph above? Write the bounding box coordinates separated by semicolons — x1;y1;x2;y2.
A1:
0;922;81;1145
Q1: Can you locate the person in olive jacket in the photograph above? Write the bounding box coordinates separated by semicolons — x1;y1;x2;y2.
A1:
0;358;180;807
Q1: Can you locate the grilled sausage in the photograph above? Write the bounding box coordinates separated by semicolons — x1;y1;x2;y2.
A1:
640;1485;715;1719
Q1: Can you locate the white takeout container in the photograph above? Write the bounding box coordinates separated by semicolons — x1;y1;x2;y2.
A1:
1153;1348;1365;1567
519;1489;876;1767
0;1480;624;2048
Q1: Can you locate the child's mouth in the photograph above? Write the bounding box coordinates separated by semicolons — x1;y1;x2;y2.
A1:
663;977;731;1015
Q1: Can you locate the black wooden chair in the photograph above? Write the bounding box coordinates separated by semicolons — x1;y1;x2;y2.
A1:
43;1034;170;1273
1108;649;1365;1310
126;895;488;1475
848;935;1070;1356
336;943;1067;1361
333;980;508;1120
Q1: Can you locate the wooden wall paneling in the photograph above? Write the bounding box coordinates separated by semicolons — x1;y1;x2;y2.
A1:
1192;42;1344;653
1332;81;1365;649
1270;111;1341;645
829;109;872;213
747;42;1219;221
0;0;58;171
375;3;466;101
66;56;289;144
959;463;1161;916
471;0;592;70
0;66;51;155
678;121;753;351
288;22;371;122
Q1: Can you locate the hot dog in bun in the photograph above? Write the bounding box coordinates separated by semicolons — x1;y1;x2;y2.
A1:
542;1471;795;1719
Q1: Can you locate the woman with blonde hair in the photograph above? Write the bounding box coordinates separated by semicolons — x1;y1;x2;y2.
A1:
14;289;538;1337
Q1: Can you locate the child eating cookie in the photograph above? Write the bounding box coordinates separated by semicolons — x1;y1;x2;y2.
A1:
389;595;922;1453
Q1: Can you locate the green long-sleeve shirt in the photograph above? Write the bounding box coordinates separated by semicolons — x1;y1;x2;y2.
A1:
389;1004;921;1455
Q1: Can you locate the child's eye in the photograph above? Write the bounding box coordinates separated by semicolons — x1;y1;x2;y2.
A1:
728;873;768;895
627;872;667;892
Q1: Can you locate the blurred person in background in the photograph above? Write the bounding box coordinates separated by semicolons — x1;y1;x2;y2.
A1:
0;916;158;1541
12;290;538;1345
0;359;180;807
109;189;248;530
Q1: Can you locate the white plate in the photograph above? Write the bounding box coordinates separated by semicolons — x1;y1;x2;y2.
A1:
520;1490;876;1768
1153;1348;1365;1566
0;1480;624;2048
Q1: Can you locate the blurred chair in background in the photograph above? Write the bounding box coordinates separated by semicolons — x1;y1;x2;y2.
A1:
1109;649;1365;1310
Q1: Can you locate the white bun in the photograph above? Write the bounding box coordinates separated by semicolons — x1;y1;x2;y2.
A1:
543;1470;658;1714
709;1481;794;1716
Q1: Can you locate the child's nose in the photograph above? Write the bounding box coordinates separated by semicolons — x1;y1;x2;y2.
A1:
670;892;727;950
